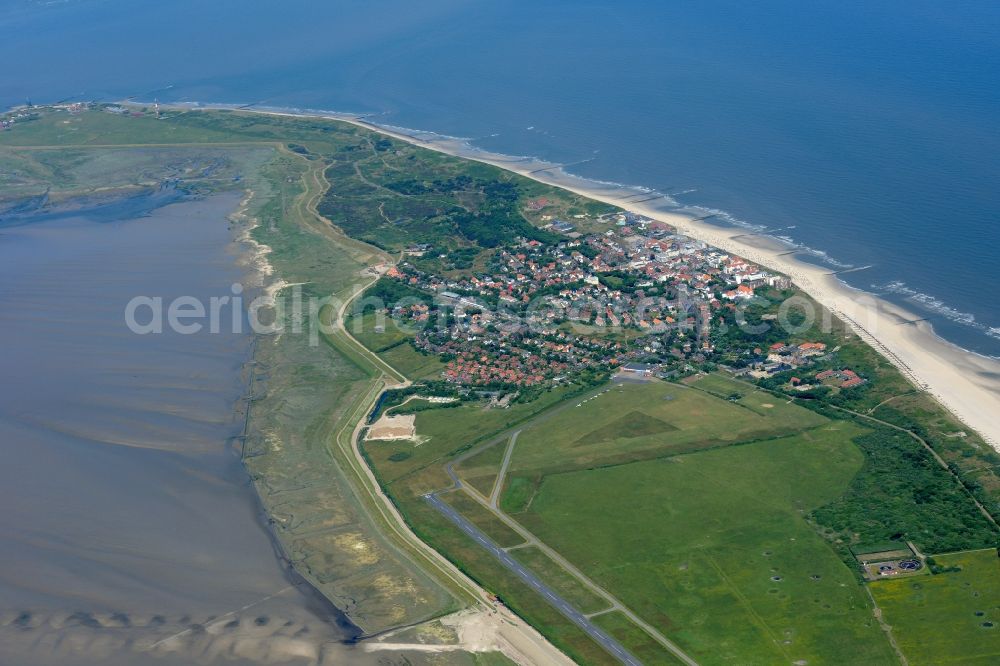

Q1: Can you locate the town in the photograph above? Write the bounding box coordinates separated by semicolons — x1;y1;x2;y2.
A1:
364;208;864;391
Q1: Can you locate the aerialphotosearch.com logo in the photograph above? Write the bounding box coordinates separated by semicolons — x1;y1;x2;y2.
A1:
123;280;879;349
125;283;390;346
125;283;303;336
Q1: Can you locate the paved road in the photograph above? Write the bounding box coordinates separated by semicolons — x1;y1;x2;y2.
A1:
489;430;520;508
424;492;642;666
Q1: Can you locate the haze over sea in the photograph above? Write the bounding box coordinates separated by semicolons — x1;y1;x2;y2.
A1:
3;0;999;356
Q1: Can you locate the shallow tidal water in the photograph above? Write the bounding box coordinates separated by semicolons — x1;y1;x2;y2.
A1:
0;195;373;665
3;0;999;356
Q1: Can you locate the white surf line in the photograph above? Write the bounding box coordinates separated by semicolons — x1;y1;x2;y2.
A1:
146;585;294;650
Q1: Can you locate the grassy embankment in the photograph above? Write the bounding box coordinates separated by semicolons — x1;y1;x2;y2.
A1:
0;108;476;636
271;103;1000;663
1;107;636;657
8;106;999;664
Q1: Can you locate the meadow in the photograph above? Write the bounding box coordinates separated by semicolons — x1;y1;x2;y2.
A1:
455;440;507;497
344;310;446;380
517;423;898;663
10;107;998;663
364;385;579;488
500;377;829;511
396;488;622;665
509;546;610;615
592;612;688;665
871;549;1000;665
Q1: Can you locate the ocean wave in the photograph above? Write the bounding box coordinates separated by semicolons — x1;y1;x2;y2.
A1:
563;176;655;193
797;247;853;269
178;103;880;276
269;103;1000;356
873;281;990;332
125;98;1000;358
342;107;871;277
357;121;865;274
157;100;997;350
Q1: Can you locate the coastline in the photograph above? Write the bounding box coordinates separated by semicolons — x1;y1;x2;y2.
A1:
228;186;372;643
18;101;989;663
327;114;1000;450
226;158;575;665
200;104;1000;449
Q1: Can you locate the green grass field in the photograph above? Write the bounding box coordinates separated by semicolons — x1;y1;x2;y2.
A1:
455;440;507;497
517;423;899;664
396;487;621;665
363;387;576;488
344;311;413;352
378;342;447;380
471;652;519;666
0;109;245;148
511;546;611;615
592;612;688;665
440;490;526;549
501;379;829;505
343;306;448;380
871;549;1000;665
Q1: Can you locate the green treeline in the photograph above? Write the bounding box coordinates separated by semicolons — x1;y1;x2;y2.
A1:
811;427;999;554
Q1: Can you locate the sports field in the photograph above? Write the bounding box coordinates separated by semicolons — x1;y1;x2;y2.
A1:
871;549;1000;665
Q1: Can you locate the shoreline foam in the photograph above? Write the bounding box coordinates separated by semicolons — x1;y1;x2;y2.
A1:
343;112;1000;448
168;102;1000;448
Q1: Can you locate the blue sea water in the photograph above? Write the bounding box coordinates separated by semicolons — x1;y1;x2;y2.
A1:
3;0;999;355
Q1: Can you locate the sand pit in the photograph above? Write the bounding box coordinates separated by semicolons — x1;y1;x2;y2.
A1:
366;414;416;441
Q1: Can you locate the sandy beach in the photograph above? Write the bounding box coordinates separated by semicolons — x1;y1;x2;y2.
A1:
182;101;999;449
307;112;1000;450
165;102;1000;445
120;103;999;666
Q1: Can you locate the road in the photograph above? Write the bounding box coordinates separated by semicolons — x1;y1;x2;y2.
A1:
441;386;699;666
424;492;643;666
489;430;519;508
306;171;577;664
319;240;686;664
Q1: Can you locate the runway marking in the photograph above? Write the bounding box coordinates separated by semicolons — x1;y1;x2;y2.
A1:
425;493;642;665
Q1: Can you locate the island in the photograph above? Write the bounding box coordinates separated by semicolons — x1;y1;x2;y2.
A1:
3;103;998;665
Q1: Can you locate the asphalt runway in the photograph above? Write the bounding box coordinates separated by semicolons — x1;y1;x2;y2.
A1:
424;492;642;666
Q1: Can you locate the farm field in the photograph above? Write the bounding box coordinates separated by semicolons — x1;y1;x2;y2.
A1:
514;422;899;664
871;549;1000;665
